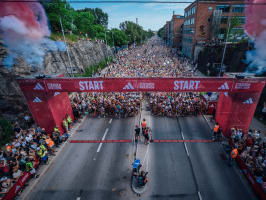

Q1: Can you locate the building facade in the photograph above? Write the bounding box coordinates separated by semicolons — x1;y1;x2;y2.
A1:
182;0;246;59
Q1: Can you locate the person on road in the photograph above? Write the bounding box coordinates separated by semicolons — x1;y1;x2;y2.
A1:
229;146;238;166
213;123;220;141
135;125;140;142
144;127;150;145
137;171;148;187
141;119;147;136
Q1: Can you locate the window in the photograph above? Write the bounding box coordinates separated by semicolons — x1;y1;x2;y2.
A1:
191;6;196;14
237;16;246;24
221;16;228;24
216;5;230;13
232;5;245;13
188;9;191;16
191;17;195;24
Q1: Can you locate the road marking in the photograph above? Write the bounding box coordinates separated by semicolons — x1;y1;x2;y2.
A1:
181;132;189;156
97;128;109;153
184;143;189;157
181;131;185;140
203;115;212;130
198;191;202;200
109;118;112;124
76;197;81;200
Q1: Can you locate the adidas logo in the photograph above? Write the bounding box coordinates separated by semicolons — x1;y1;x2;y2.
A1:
33;83;44;90
243;98;253;104
123;82;134;90
33;97;42;103
218;82;229;90
54;92;60;96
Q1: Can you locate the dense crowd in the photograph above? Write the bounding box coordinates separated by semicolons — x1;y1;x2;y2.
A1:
148;92;207;117
230;128;266;190
72;37;202;118
71;92;141;118
102;38;192;78
0;122;70;199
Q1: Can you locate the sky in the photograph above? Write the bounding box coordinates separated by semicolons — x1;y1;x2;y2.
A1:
67;0;192;31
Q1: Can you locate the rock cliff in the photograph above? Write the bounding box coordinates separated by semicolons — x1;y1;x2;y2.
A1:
0;39;113;124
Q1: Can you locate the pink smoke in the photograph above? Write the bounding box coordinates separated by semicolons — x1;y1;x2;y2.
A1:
245;0;266;74
0;0;50;39
0;0;65;68
245;0;266;39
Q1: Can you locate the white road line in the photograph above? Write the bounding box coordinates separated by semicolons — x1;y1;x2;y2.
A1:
76;197;81;200
198;191;202;200
184;143;189;157
96;128;109;153
109;118;112;124
203;115;212;130
181;131;185;140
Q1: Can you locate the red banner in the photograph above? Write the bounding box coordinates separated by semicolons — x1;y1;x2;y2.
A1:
3;159;39;200
17;77;265;93
236;157;266;200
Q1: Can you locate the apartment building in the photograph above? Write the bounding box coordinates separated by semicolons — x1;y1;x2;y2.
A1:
182;0;246;59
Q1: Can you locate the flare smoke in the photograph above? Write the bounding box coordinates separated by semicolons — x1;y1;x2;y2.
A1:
0;0;66;69
245;0;266;75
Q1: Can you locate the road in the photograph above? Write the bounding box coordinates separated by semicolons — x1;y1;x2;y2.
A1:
24;113;257;200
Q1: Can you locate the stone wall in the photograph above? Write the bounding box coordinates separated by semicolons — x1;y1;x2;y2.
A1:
0;39;113;125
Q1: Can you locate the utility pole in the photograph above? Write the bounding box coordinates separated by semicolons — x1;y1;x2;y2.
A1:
220;18;231;77
59;16;74;77
105;30;107;45
111;31;114;47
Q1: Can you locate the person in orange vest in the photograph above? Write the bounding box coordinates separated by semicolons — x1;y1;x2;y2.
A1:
229;146;238;166
213;123;220;141
141;118;147;137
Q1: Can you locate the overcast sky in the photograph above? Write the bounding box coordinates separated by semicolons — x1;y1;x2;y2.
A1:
67;0;192;31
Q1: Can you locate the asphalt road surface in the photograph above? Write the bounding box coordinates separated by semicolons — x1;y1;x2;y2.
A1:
24;114;257;200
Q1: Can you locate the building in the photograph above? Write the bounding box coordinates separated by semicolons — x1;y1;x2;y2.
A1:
164;21;170;45
182;0;246;59
170;14;185;49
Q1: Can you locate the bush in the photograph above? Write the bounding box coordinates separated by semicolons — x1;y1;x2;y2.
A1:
0;118;14;146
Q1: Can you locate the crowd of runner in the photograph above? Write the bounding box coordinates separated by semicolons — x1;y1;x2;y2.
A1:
71;92;141;118
230;128;266;190
71;37;205;118
148;92;207;117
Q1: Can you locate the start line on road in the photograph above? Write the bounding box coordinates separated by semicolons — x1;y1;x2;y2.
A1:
70;139;214;143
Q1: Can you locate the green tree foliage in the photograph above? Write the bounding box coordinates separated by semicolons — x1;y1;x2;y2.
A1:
119;21;154;45
109;28;128;47
77;8;108;28
42;0;108;39
158;26;165;38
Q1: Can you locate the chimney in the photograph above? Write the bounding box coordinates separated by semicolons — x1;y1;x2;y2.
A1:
173;11;175;15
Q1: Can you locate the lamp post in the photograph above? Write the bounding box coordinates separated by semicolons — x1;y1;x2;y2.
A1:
219;19;231;77
59;16;74;77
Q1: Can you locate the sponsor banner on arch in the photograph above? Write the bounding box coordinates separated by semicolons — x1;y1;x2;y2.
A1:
17;78;266;93
17;78;238;92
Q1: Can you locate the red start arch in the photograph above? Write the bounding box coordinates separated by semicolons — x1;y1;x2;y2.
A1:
17;76;265;137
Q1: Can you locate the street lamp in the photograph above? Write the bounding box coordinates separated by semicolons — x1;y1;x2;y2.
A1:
219;18;231;77
59;16;74;77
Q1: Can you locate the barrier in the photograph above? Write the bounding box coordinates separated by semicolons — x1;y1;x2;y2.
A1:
2;159;39;200
236;157;266;200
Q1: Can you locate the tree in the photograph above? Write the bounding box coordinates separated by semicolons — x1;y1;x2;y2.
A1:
77;8;108;28
110;28;128;47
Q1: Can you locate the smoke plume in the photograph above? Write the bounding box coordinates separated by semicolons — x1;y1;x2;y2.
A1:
245;0;266;75
0;0;66;69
